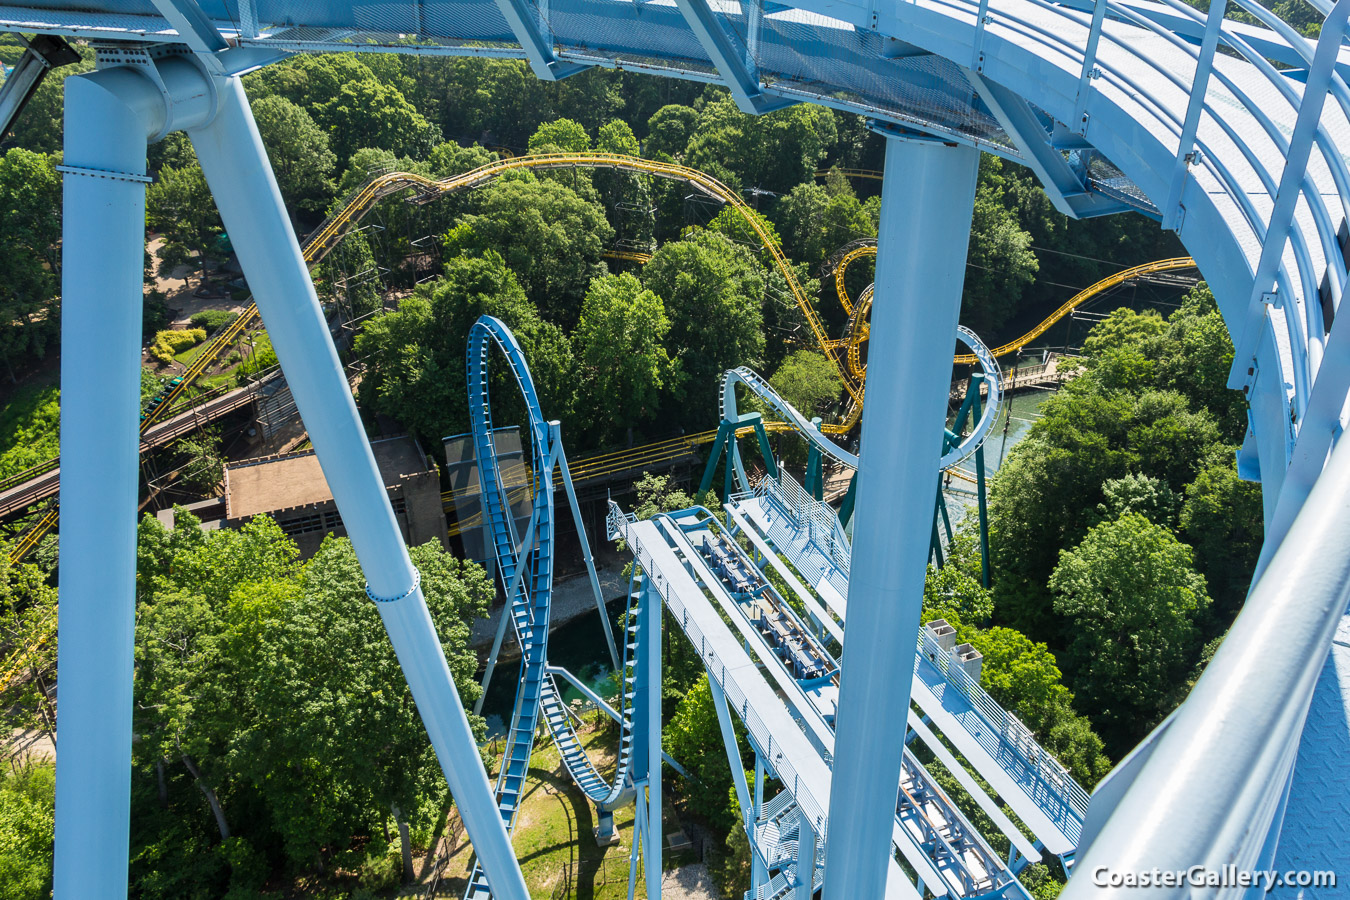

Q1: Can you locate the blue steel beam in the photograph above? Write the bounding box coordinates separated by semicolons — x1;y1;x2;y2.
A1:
673;0;794;114
1244;0;1350;576
968;71;1126;219
188;74;530;900
492;0;587;80
1160;0;1227;231
54;65;165;900
824;135;979;900
147;0;227;65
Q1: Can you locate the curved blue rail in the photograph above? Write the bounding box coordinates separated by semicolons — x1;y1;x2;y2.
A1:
464;316;639;899
718;325;1004;479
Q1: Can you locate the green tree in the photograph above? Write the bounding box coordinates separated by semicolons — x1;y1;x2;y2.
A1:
989;380;1219;638
1095;472;1179;528
321;78;442;166
131;510;492;885
0;548;59;742
252;95;337;213
0;149;62;379
706;206;781;260
663;675;743;832
171;429;226;497
959;625;1110;786
596;119;655;247
0;384;60;479
644;104;699;158
644;231;766;423
527;117;590;153
0;762;55;900
922;563;994;626
1180;447;1264;628
684;97;837;193
428;141;496;177
1050;512;1211;751
961;175;1039;335
1155;284;1245;441
228;537;490;873
146;163;222;289
770;181;875;269
769;350;842;419
447;176;615;326
574;273;680;441
355;251;576;447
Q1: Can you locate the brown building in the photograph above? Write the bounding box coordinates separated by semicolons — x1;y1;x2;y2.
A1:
163;436;447;558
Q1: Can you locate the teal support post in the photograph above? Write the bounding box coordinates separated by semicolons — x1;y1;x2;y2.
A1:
937;483;953;544
806;417;823;500
930;491;945;568
970;386;992;589
839;472;858;526
643;575;663;900
725;435;738;499
753;419;778;481
823;135;979;900
699;421;733;495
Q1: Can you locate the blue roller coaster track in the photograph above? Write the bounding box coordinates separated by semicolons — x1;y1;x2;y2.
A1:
463;315;643;898
19;0;1350;895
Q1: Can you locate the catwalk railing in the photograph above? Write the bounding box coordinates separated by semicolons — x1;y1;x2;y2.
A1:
916;626;1090;823
608;505;831;837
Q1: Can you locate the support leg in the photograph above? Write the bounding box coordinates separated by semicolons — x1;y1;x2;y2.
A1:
53;67;159;900
823;135;978;900
699;423;731;494
553;423;621;671
187;75;528;900
644;579;663;900
971;391;992;589
751;754;768;889
795;811;816;900
754;420;778;480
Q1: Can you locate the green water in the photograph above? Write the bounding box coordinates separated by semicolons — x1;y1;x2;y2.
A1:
478;595;627;738
978;388;1054;475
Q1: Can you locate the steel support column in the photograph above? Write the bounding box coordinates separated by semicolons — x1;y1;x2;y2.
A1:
822;135;978;900
53;59;214;900
643;575;663;900
186;75;529;900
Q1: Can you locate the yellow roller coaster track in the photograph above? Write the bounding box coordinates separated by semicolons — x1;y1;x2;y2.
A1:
828;243;1197;370
0;608;54;694
7;145;1196;561
14;152;849;560
601;249;654;264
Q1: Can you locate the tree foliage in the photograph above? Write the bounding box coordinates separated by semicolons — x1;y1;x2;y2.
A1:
146;163;221;288
0;762;55;900
769;350;843;420
130;510;490;893
1050;512;1211;752
252;94;337;213
0;149;62;378
644;231;766;422
574;273;680;441
356;251;576;448
446;176;614;327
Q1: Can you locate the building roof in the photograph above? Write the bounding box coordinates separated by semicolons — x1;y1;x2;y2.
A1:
225;436;429;520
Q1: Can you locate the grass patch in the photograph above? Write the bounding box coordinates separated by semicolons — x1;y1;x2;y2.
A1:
173;342;208;368
440;725;679;899
0;384;59;480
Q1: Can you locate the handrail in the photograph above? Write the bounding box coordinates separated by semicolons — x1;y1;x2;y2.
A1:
609;504;831;838
1061;394;1350;895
